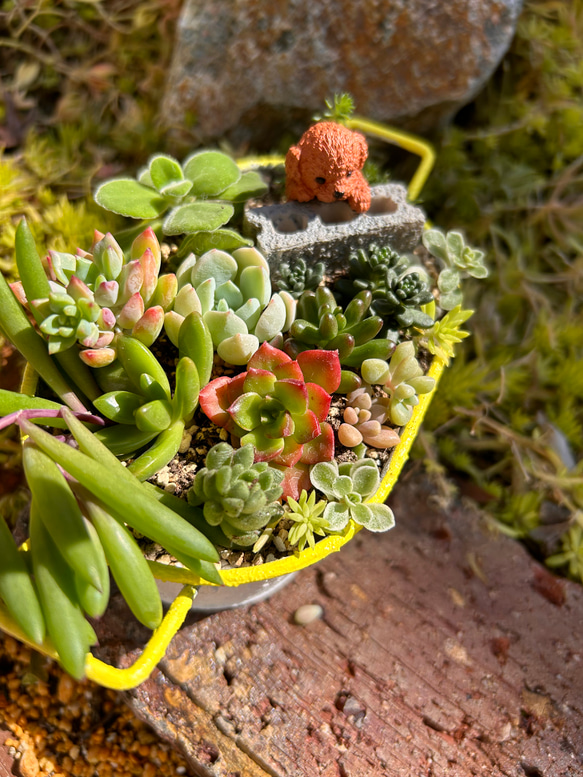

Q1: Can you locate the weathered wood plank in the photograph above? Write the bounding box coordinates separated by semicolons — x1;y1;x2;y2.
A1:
95;476;583;775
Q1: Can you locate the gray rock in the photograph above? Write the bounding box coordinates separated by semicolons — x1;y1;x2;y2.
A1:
162;0;523;145
244;184;425;272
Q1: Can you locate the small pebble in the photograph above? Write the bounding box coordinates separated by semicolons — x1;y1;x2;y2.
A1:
163;482;177;494
293;604;323;625
178;431;192;453
273;535;287;553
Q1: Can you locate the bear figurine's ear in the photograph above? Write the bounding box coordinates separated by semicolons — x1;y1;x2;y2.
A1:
353;131;369;169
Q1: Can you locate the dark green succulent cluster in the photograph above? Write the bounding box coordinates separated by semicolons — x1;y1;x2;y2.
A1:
187;443;285;547
284;286;394;367
275;256;325;299
334;244;434;331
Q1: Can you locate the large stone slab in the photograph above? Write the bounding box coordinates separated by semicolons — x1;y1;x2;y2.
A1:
244;183;426;272
94;477;583;776
162;0;523;145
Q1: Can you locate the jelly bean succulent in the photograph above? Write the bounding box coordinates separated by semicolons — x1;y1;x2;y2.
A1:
94;150;268;255
188;442;285;547
310;459;395;532
199;342;341;467
361;341;436;427
338;390;400;451
284;286;394;367
165;246;296;365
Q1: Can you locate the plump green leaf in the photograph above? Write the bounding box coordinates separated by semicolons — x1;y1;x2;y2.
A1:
438;268;461;294
192;249;238;287
310;461;338;497
94;179;167;219
149;154;184;191
217;334;260;365
220;171;268;202
351;463;379;497
358;503;395;532
178;229;252;258
159;179;193;199
182;151;241;197
422;229;448;262
205;310;248;346
323;501;350;531
445;231;465;263
162;202;234;235
94;391;144;424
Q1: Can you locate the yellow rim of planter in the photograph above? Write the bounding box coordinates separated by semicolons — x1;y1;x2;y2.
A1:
7;120;439;687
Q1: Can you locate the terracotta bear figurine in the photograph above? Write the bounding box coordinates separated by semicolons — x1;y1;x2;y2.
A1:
285;121;371;213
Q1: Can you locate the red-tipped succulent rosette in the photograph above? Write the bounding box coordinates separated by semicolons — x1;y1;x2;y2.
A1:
199;342;341;475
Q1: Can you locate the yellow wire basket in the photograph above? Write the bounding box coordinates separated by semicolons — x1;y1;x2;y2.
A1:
0;119;438;689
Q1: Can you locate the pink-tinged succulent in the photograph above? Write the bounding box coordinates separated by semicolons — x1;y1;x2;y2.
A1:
20;228;174;368
199;342;341;468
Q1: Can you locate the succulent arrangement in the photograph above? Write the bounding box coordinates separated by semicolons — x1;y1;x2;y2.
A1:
0;137;486;683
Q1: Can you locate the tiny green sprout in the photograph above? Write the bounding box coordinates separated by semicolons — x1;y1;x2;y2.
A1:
417;305;474;365
313;93;355;124
286;490;329;552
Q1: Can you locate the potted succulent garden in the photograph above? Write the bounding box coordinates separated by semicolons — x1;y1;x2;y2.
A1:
0;118;487;689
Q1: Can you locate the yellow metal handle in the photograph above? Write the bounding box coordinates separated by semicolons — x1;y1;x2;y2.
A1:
0;585;196;690
345;116;436;202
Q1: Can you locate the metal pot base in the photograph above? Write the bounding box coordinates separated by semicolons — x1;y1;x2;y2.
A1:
157;572;297;613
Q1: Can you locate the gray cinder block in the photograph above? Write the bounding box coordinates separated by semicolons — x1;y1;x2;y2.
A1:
244;184;426;272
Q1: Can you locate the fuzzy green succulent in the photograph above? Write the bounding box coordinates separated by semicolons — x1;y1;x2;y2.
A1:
94;151;267;255
187;442;285;547
285;489;329;551
274;256;325;299
361;341;436;427
165;246;295;366
285;286;394;367
422;229;488;310
310;459;395;532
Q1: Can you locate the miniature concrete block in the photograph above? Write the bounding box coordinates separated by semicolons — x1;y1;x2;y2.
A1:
243;184;426;273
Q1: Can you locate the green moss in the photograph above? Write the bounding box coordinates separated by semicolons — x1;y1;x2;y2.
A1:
421;0;583;568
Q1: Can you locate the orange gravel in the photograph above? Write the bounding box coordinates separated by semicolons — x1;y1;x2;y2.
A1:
0;634;192;777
